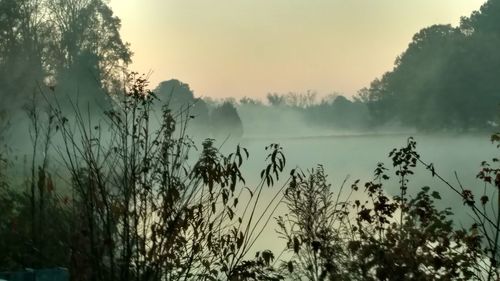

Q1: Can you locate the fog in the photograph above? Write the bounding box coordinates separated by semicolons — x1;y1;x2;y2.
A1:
210;132;496;253
1;0;499;279
0;52;498;270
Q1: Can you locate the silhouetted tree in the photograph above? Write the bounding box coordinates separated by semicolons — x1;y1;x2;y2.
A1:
240;96;264;106
46;0;131;88
0;0;46;110
365;0;500;131
154;79;211;136
279;139;486;280
211;101;244;138
154;79;195;108
0;0;131;115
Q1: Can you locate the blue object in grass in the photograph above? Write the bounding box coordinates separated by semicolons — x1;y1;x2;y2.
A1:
0;268;68;281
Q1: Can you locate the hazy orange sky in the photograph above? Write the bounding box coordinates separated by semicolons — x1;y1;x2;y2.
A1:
110;0;486;99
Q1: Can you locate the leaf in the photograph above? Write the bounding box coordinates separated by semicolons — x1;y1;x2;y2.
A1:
227;206;234;220
262;250;274;266
244;186;253;197
236;231;244;248
287;261;294;273
222;189;229;205
431;191;441;200
480;195;489;205
311;240;321;253
293;237;300;253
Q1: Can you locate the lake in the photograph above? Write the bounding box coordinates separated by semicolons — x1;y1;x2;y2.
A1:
216;132;499;256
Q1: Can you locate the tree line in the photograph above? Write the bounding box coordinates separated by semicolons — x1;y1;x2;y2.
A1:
1;0;500;278
0;77;499;280
0;0;131;112
202;0;500;134
2;0;499;137
363;0;500;131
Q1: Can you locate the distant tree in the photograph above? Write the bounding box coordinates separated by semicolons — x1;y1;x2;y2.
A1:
265;92;317;109
324;94;368;130
267;93;286;107
153;79;212;136
240;96;263;106
154;79;195;109
303;94;369;130
282;91;317;108
189;98;211;135
365;0;500;131
319;93;340;105
211;102;244;138
366;24;462;129
461;0;500;35
0;0;131;112
0;0;46;110
46;0;131;88
353;88;370;104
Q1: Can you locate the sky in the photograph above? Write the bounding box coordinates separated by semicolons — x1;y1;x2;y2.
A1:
109;0;487;100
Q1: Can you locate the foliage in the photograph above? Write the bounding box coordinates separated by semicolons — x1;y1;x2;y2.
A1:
364;0;500;131
234;92;370;137
276;165;352;280
230;251;284;281
0;75;287;281
0;179;72;271
0;0;131;113
154;79;211;137
278;137;496;280
211;102;244;139
1;75;499;280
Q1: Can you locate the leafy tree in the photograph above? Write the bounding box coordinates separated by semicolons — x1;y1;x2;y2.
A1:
365;0;500;131
154;79;210;136
240;97;264;106
266;93;287;107
0;0;47;110
155;79;196;108
0;0;131;115
211;102;244;138
46;0;131;87
278;138;488;280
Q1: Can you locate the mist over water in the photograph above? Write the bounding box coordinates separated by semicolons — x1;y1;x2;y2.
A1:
214;133;497;253
0;80;497;262
1;90;497;257
1;0;500;278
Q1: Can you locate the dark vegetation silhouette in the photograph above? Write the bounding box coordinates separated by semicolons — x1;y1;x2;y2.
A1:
204;0;500;135
0;75;288;280
0;0;131;114
154;80;243;139
0;77;499;280
277;138;500;280
211;102;244;139
1;0;500;280
362;1;500;131
232;93;370;137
